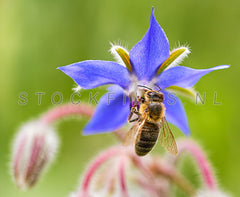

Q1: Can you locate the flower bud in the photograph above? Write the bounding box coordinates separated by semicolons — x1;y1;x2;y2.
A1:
11;121;59;189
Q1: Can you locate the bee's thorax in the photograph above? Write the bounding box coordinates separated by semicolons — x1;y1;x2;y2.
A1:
148;103;164;121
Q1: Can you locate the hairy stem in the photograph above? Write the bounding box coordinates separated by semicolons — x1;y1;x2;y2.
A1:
149;159;196;196
119;156;129;197
39;104;94;125
39;104;127;140
76;146;128;197
177;139;217;190
135;178;159;197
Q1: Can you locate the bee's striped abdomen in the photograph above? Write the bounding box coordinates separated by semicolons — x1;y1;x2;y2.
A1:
135;121;159;156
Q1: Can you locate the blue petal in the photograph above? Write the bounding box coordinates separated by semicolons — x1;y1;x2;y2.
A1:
162;90;190;135
58;60;131;89
83;88;130;135
129;8;170;81
157;65;230;89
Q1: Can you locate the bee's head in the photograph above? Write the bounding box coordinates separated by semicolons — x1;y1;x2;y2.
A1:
144;90;164;103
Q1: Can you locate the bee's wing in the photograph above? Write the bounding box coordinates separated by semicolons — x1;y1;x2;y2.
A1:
123;118;146;146
159;117;178;155
123;124;139;146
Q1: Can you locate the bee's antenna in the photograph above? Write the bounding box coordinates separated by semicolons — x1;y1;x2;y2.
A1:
137;85;152;90
154;84;162;91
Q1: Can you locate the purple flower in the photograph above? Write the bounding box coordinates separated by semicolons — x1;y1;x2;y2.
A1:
58;8;229;136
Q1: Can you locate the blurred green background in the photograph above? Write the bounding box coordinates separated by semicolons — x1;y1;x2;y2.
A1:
0;0;238;196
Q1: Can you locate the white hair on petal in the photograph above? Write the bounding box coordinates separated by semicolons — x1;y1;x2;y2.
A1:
109;42;129;67
72;85;82;93
165;44;191;70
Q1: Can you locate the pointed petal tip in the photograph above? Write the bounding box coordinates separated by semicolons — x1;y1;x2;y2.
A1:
57;66;65;71
129;7;169;80
157;64;231;89
150;7;156;22
151;7;155;13
57;65;73;75
214;65;230;70
56;61;131;90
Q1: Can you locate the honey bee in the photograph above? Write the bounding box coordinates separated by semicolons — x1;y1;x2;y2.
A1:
124;86;177;156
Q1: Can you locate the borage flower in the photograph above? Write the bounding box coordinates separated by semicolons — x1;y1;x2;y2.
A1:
58;8;229;136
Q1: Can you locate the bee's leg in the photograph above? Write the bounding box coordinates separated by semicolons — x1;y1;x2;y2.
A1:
128;108;135;122
129;117;139;123
128;107;140;123
132;107;141;115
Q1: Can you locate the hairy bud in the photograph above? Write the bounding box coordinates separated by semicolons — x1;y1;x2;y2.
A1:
11;121;59;189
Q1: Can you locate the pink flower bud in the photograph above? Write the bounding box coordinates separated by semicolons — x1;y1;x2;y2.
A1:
11;121;59;189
